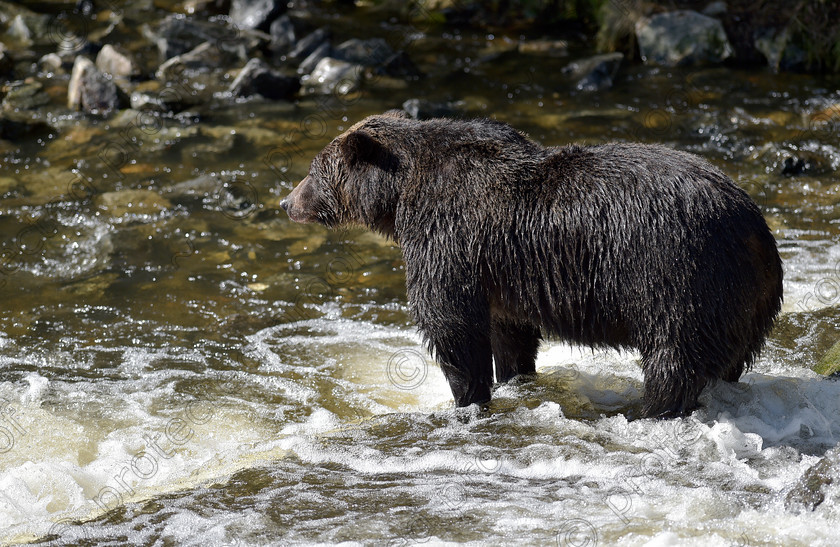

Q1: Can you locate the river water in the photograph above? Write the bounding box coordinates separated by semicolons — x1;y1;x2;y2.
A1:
2;6;840;546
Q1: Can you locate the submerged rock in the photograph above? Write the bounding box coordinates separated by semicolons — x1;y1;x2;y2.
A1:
636;10;734;66
815;340;840;376
0;112;54;140
229;58;300;100
95;189;172;216
517;39;568;57
1;80;49;110
785;448;840;511
334;38;394;66
563;52;624;91
68;56;125;115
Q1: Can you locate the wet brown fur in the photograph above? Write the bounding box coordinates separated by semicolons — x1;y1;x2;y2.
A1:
281;112;784;418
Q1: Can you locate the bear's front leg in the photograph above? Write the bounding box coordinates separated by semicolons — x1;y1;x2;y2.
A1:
426;327;493;406
491;321;541;382
403;252;494;407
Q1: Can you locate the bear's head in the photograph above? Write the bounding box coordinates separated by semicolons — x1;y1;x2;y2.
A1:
280;110;410;238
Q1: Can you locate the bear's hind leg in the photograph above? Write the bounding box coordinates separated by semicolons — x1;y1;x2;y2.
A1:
641;347;707;419
491;321;542;383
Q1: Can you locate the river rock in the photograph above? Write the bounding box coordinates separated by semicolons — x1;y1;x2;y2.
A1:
229;58;300;100
635;10;734;66
303;57;363;94
229;0;285;31
68;56;122;115
95;189;172;216
156;41;233;80
268;15;296;56
334;38;394;66
297;41;331;75
95;45;139;79
288;28;330;61
563;52;623;91
785;448;840;511
1;80;49;110
146;14;260;61
815;339;840;376
39;52;68;73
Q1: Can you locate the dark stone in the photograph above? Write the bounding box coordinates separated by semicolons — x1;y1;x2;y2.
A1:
229;0;285;31
0;113;54;140
297;41;331;75
377;51;421;78
229;58;300;100
334;38;393;66
156;42;236;81
146;14;261;61
268;15;296;56
562;52;624;92
288;27;330;61
0;45;13;78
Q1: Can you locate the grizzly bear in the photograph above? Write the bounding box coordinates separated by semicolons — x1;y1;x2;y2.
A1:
280;111;783;418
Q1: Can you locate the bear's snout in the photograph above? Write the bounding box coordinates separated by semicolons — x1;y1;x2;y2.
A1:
280;176;321;224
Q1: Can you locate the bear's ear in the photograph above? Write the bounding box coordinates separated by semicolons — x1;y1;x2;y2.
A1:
382;109;410;119
340;130;399;171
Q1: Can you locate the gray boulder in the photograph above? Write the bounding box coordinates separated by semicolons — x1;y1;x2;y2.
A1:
229;58;300;100
635;10;733;66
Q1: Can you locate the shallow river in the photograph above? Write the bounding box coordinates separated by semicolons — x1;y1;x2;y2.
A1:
2;6;840;546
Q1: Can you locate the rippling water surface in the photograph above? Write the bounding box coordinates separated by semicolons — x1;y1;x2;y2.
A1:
2;4;840;546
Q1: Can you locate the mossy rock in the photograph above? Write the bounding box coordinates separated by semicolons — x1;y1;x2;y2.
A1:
814;339;840;376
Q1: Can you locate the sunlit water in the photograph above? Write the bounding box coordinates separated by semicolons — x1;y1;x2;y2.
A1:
1;4;840;546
